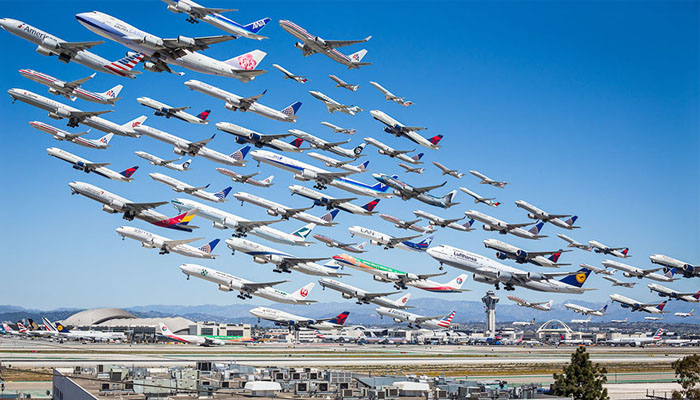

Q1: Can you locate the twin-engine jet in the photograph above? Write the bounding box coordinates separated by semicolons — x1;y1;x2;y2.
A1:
469;170;507;188
307;152;369;174
602;275;636;288
273;64;307;83
459;187;500;208
378;214;434;234
290;129;365;159
433;162;464;178
309;91;362;116
601;260;674;282
313;234;366;253
30;121;113;149
321;121;355;135
515;200;579;230
250;307;349;331
233;191;338;226
483;239;569;268
117;226;218;258
19;69;122;105
610;294;667;314
376;308;455;330
279;20;371;69
135;151;191;171
372;174;458;208
215;122;303;152
329;75;359;91
319;279;412;309
137;97;209;124
217;169;273;187
370;110;443;150
464;210;545;239
406;274;469;293
289;185;381;216
650;254;699;279
557;234;593;251
413;210;475;232
648;283;700;303
590;240;631;258
364;137;424;165
369;81;412;106
347;226;423;251
507;296;553;311
162;0;270;40
47;147;137;182
149;172;231;203
564;303;607;316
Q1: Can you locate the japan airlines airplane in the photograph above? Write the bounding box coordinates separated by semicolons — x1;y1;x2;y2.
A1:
464;210;546;240
459;187;500;208
180;264;315;305
321;121;355;135
483;239;570;268
364;137;424;165
329;74;359;91
116;226;218;258
162;0;270;40
289;185;381;216
515;200;579;230
348;226;421;250
29;121;113;149
610;294;667;314
377;308;455;330
369;81;412;107
378;214;434;233
319;279;412;309
407;274;470;293
602;275;636;288
47;147;137;182
8;88;146;136
309;91;362;115
313;234;366;253
137;97;209;124
290;129;365;159
508;296;553;311
149;172;231;203
68;181;196;231
469;170;507;188
159;323;224;346
398;163;424;174
185;80;301;121
279;20;371;69
373;174;458;208
250;307;349;330
650;254;699;279
557;234;593;251
217;169;273;187
135;151;191;171
233;191;338;226
308;153;369;174
674;309;694;318
564;303;607;316
370;110;443;150
433;162;464;178
273;64;307;83
19;69;122;105
601;260;675;282
590;240;631;258
0;18;144;78
332;254;446;290
648;284;700;303
215;122;303;152
414;210;475;232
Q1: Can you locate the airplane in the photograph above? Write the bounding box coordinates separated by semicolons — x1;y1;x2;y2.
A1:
76;11;268;82
137;97;209;124
589;240;631;258
433;162;464;178
289;129;365;159
570;316;592;324
464;210;545;240
515;200;580;230
610;318;628;323
161;0;270;40
376;308;455;330
674;309;694;318
315;328;366;343
135;151;191;171
250;307;349;331
369;81;412;107
556;234;593;251
29;121;113;149
610;294;667;314
19;69;122;105
185;80;300;121
171;198;314;246
378;214;434;233
233;191;338;226
69;181;197;231
309;91;362;115
650;254;699;279
645;316;663;321
469;170;507;188
395;236;435;253
606;327;663;347
116;226;218;258
370;110;443;150
601;260;675;282
372;173;458;208
1;323;27;336
426;245;594;293
332;253;446;290
580;263;615;276
273;64;307;83
329;75;359;91
413;210;475;232
158;322;224;346
507;296;553;311
602;275;637;288
288;185;381;216
135;125;249;166
482;239;570;268
319;279;412;309
149;172;231;203
648;284;700;303
321;121;355;135
512;318;537;326
363;137;424;165
279;20;371;69
308;152;369;174
0;18;144;78
47;146;138;182
215;122;303;152
314;234;366;253
459;187;500;208
217;169;273;187
564;303;608;316
348;225;421;250
406;274;470;293
180;264;315;305
47;320;127;342
398;163;425;174
8;88;146;136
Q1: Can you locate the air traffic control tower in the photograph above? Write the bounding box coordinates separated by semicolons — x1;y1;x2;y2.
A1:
482;290;499;337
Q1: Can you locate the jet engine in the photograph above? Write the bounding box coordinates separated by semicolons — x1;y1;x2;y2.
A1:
294;42;305;50
143;61;161;72
314;36;326;46
384;273;399;282
175;2;192;12
516;249;529;259
48;108;71;120
373;275;388;282
225;102;240;111
482;224;497;232
41;37;59;49
36;45;53;56
253;256;268;264
527;213;537;219
266;209;279;217
141;35;164;48
173;147;187;156
102;205;119;214
234;136;248;144
369;240;382;246
527;272;544;281
342;293;353;299
472;274;495;284
497;271;513;282
177;35;196;46
218;284;233;292
212;221;226;229
495;252;508;260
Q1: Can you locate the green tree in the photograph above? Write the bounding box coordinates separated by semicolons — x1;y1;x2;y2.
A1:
552;347;608;400
672;354;700;400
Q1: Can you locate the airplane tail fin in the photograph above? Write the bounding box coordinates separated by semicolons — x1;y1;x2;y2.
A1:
441;189;458;205
181;159;192;170
395;292;411;307
621;248;630;256
411;153;425;163
196;109;211;121
97;132;114;147
280;101;303;119
437;311;456;328
664;268;676;280
155;209;198;232
321;209;340;225
17;322;27;333
356;160;370;171
122;115;147;135
694;292;700;301
106;52;145;78
361;199;381;212
601;304;608;313
548;252;562;263
225;50;267;70
653;328;663;340
262;175;274;186
462;219;476;230
230;145;251;163
289;137;305;149
119;166;139;179
329;312;350;326
54;322;71;333
447;274;468;289
199;238;220;254
243;17;272;34
545;300;553;310
291;282;314;301
291;223;315;240
353;142;366;157
657;301;667;312
529;221;546;236
357;241;367;251
214;186;232;201
158;322;174;336
28;319;39;331
564;215;579;228
370;181;389;192
559;267;592;288
430;135;444;146
42;318;58;332
411;235;434;251
101;84;123;102
349;49;368;64
690;309;695;316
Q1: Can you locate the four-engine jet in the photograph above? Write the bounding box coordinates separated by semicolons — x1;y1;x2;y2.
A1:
279;20;371;69
250;307;349;330
376;308;455;330
332;254;446;290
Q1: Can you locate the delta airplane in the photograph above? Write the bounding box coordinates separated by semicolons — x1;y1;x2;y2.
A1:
329;74;359;91
8;88;146;136
321;121;355;135
507;296;552;311
313;234;366;253
464;210;546;240
364;137;424;165
650;254;699;279
69;181;197;231
378;214;434;233
602;276;636;288
407;274;470;293
137;97;209;124
135;151;191;171
180;264;315;305
185;80;300;121
648;284;700;302
279;20;371;69
557;234;593;251
158;323;224;346
369;81;412;107
413;210;475;232
289;129;365;159
0;18;144;78
308;152;369;174
217;169;273;187
19;69;121;105
319;279;412;309
348;226;421;250
564;303;608;316
570;316;592;324
76;11;268;82
469;170;507;188
601;260;675;282
116;226;218;258
426;245;594;293
250;307;349;330
373;174;458;208
47;147;137;182
149;172;231;203
162;0;270;40
482;239;570;268
515;200;580;230
233;191;339;226
332;254;446;290
370;110;443;150
29;121;113;149
590;241;631;258
610;294;667;314
675;310;694;318
289;185;381;216
309;91;362;115
272;63;307;83
433;162;464;178
215;122;304;152
459;187;500;208
606;327;663;347
376;308;455;330
398;164;424;174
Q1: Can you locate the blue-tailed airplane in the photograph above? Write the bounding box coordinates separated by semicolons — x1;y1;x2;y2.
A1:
162;0;271;40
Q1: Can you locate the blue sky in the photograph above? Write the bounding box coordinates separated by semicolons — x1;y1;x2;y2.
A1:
1;0;698;319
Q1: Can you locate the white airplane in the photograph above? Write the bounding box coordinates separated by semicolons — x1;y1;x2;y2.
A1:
149;172;231;203
650;254;699;279
372;174;458;209
332;253;447;290
557;234;593;251
464;210;546;240
319;279;412;309
370;110;443;150
116;226;218;258
515;200;580;230
180;264;315;305
76;11;268;82
426;245;594;293
215;122;303;152
376;308;455;330
217;169;273;187
611;318;628;323
289;129;365;159
645;316;663;321
47;147;137;182
288;185;381;216
233;191;338;227
512;318;537;326
580;263;615;276
610;294;667;314
309;91;362;115
279;20;371;69
329;75;359;91
648;284;700;302
482;239;570;268
321;121;355;135
570;316;592;324
46;319;126;342
459;187;500;208
433;162;464;178
507;296;552;311
135;151;191;171
137;97;210;124
674;309;694;318
162;0;270;40
398;163;425;174
348;225;421;250
363;137;424;165
8;88;146;136
564;303;608;316
185;80;300;122
590;240;631;258
406;274;470;293
250;306;349;331
369;81;412;107
19;69;122;105
308;152;369;174
158;322;224;346
0;18;144;78
601;260;675;282
469;170;507;188
378;214;434;234
606;327;663;347
313;234;366;253
29;121;113;150
413;210;475;232
273;64;307;83
602;275;637;288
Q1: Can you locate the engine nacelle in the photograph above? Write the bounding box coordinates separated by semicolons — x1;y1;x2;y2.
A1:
373;275;387;282
218;284;233;292
212;221;227;230
234;136;247;144
266;209;279;217
248;132;262;143
49;108;71;119
370;240;382;246
406;316;417;323
528;213;537;219
527;272;544;281
516;249;529;259
177;35;196;46
166;4;179;13
482;224;498;232
225;102;239;111
497;271;513;282
472;274;494;284
623;272;632;278
301;169;318;180
173;186;186;193
173;147;187;156
48;88;61;96
314;36;326;46
110;199;126;211
143;61;160;72
683;264;695;273
41;37;59;49
253;256;268;264
36;45;53;56
342;293;353;299
141;35;164;48
102;205;118;214
141;242;156;249
495;252;508;260
176;2;192;12
385;272;399;281
294;42;305;50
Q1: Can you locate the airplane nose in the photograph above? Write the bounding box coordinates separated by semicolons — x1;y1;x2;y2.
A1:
0;18;12;31
68;181;78;189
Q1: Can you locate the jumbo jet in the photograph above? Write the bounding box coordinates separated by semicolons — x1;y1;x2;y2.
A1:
378;214;434;234
135;151;191;171
407;274;470;293
674;310;694;318
319;279;412;309
329;75;359;91
149;172;231;203
459;187;500;208
273;64;307;83
279;20;371;69
308;152;369;174
137;97;210;124
68;181;196;231
250;307;349;331
650;254;699;279
289;185;381;216
373;174;458;208
0;18;144;78
557;234;593;251
469;170;507;188
370;110;443;150
76;11;267;82
289;129;365;158
309;91;362;115
29;121;113;149
398;164;424;174
158;322;224;346
116;226;218;258
648;284;700;303
162;0;270;40
364;137;424;165
564;303;608;316
185;80;300;121
215;122;304;152
217;169;273;187
515;200;579;230
601;260;675;282
180;264;315;305
46;319;127;342
19;69;122;105
314;234;366;253
8;88;146;136
233;191;339;226
321;121;355;135
507;296;553;311
589;240;631;258
332;254;446;290
483;239;570;268
47;147;137;182
610;294;667;314
433;162;464;179
413;210;475;232
464;210;546;240
369;81;412;107
377;308;455;330
348;225;421;250
602;276;636;288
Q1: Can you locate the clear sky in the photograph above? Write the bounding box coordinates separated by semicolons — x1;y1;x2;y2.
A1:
1;0;698;317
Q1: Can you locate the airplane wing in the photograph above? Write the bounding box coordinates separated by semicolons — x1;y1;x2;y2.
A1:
505;222;535;229
184;185;210;193
442;217;465;224
241;280;289;292
64;74;94;90
415;271;448;280
361;291;401;300
379;215;400;223
609;247;628;251
412;181;446;194
323;36;372;49
167;106;190;113
58;40;105;53
64;131;89;139
237;219;280;229
188;135;215;152
124;201;168;213
328;197;358;206
163;237;204;247
283;206;314;216
282;256;330;266
641;267;663;275
83;162;111;170
388;234;421;245
160;158;183;164
527;249;571;257
415;314;448;323
237;91;267;110
191;6;237;17
316;171;358;180
394;149;415;155
549;214;571;218
257;133;291;142
68;110;113;120
161;35;236;52
402;126;426;132
326;139;352;147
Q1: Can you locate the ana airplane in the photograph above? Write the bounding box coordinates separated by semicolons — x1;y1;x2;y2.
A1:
180;264;315;305
215;122;303;152
606;327;663;347
314;234;366;253
376;308;455;330
29;121;113;149
289;129;365;158
369;81;412;106
433;162;464;178
564;303;608;316
288;185;381;216
250;306;349;330
464;210;545;240
19;69;121;105
149;172;231;203
217;169;273;187
158;322;224;346
272;63;307;83
185;80;301;121
507;296;552;311
459;187;500;208
319;279;412;309
363;137;424;165
413;210;475;232
329;74;359;91
483;239;570;268
601;260;675;282
0;18;144;78
406;274;470;293
378;214;434;233
348;225;421;250
648;284;700;302
321;121;355;135
309;91;362;115
373;173;458;208
279;20;370;68
137;97;210;124
161;0;270;40
398;163;425;174
116;226;218;258
234;191;337;226
332;253;446;290
602;275;636;288
135;151;191;171
512;318;537;326
515;200;580;230
590;241;631;258
47;147;137;182
674;309;694;318
610;294;667;314
570;316;592;324
308;152;369;174
370;110;443;150
650;254;699;279
469;170;507;188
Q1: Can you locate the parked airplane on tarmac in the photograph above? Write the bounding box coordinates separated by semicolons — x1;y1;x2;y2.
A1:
377;308;455;330
363;137;424;164
215;122;303;152
329;75;359;91
149;172;231;203
648;284;700;302
47;147;137;182
602;275;637;288
161;0;271;40
601;260;675;282
47;319;127;342
308;152;369;174
233;191;338;226
279;20;371;69
137;97;210;124
116;226;218;258
309;91;362;115
159;323;224;346
483;239;570;268
370;110;442;150
556;234;593;251
464;210;545;240
515;200;580;229
650;254;700;279
289;129;365;158
288;185;381;216
332;254;446;290
413;210;475;232
30;121;113;149
217;169;273;187
250;307;349;330
590;241;631;258
564;303;608;316
610;294;667;314
373;174;457;208
369;81;412;106
19;69;122;105
570;316;592;324
314;234;366;253
321;121;355;135
407;274;469;293
319;279;412;309
433;162;464;178
606;327;663;347
273;64;307;83
459;187;500;208
135;151;191;171
507;296;552;311
378;214;434;233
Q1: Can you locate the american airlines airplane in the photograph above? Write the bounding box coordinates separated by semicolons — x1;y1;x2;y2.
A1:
135;151;191;171
564;303;608;316
279;20;371;69
289;129;365;159
328;75;359;91
483;239;570;268
589;240;631;258
149;173;231;203
413;210;475;232
234;191;338;226
321;121;355;135
469;170;507;188
19;69;122;105
406;274;470;293
309;91;362;115
610;294;667;314
30;121;113;149
161;0;270;40
370;110;443;150
459;187;500;208
289;185;381;216
116;226;218;258
273;63;307;83
464;210;545;240
508;296;552;311
319;279;412;309
47;147;137;182
215;122;304;152
376;308;455;330
369;81;413;107
250;307;349;331
606;327;663;347
601;259;675;282
647;283;700;302
307;152;369;174
650;254;699;279
363;137;424;165
137;97;209;124
332;254;446;290
217;169;273;187
515;200;580;230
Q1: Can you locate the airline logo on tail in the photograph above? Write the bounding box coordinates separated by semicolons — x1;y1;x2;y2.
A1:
362;199;381;212
560;267;592;287
120;166;138;178
197;110;211;121
437;311;456;328
653;328;663;340
215;187;232;200
322;209;339;223
550;252;562;263
237;53;258;70
430;135;443;145
281;102;302;118
155;209;197;231
657;301;667;312
199;239;220;254
329;311;349;325
231;146;251;162
290;137;304;148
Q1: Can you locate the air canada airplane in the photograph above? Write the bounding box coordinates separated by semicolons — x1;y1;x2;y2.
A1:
370;110;443;150
508;296;553;311
279;20;371;69
47;147;137;182
116;226;218;259
250;307;349;331
161;0;271;40
30;121;113;150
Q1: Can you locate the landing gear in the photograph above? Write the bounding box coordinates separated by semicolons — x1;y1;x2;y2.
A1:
185;17;199;24
67;118;80;128
122;211;136;221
